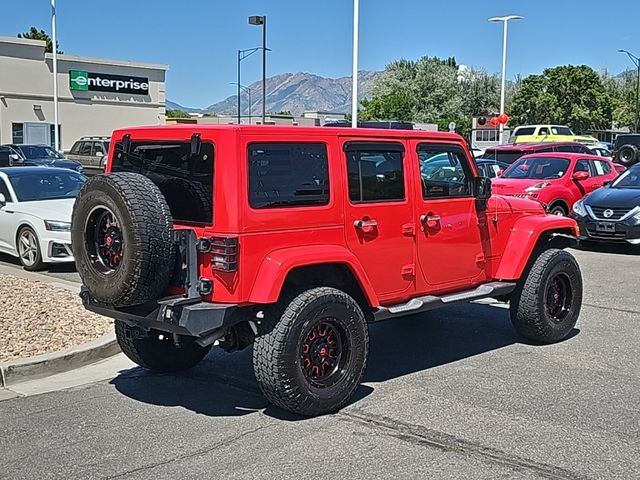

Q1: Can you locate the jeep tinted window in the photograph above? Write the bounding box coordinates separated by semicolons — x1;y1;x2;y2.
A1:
417;146;472;198
513;127;536;136
248;143;329;209
345;142;405;203
112;140;214;225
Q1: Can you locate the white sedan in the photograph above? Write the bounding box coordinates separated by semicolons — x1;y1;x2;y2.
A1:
0;167;86;270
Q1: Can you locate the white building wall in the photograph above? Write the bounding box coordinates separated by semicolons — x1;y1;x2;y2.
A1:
0;36;167;150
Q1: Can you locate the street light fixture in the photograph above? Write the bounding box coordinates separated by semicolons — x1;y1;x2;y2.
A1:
236;47;261;124
618;49;640;133
230;82;252;124
489;15;523;144
248;15;267;124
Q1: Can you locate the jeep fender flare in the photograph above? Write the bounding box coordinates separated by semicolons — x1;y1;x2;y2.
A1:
494;215;578;280
248;245;379;307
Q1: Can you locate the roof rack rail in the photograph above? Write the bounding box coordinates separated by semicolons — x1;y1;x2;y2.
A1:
79;135;111;140
324;120;414;130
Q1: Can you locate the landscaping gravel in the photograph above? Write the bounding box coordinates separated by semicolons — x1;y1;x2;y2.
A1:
0;273;112;363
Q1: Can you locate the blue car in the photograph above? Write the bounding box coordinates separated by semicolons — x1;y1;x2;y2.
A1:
2;144;83;173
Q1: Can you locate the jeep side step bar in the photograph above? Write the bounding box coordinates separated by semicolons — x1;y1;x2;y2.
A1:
373;281;517;322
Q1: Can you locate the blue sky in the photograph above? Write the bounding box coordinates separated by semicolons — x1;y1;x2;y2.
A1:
4;0;639;108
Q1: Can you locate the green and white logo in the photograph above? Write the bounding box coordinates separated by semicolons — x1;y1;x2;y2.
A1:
69;70;89;91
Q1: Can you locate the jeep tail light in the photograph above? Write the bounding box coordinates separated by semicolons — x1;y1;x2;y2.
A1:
209;237;238;272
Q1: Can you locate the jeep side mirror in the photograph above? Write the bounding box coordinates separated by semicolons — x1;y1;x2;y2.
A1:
474;176;492;200
0;193;6;207
572;171;590;181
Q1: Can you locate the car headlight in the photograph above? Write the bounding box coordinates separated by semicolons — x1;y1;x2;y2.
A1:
572;200;587;217
44;220;71;232
525;182;551;192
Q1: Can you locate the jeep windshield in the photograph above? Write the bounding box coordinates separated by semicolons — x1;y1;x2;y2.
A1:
502;156;570;180
111;140;214;225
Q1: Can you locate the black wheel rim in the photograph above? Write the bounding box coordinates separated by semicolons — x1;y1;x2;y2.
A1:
300;319;349;389
545;273;573;322
85;207;124;274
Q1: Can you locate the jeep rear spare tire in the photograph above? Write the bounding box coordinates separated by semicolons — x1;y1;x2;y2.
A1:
71;172;175;306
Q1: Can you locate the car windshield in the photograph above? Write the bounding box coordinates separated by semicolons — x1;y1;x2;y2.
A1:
17;145;64;159
611;166;640;189
551;126;573;135
502;156;570;180
9;171;86;201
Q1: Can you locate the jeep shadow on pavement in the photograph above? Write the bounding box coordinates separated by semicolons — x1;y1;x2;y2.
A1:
73;125;584;417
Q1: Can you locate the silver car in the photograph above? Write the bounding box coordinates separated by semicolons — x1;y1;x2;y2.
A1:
66;136;110;170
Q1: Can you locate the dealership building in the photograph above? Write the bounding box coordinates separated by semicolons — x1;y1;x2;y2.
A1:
0;35;168;151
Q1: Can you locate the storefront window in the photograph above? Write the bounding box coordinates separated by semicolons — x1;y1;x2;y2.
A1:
12;123;24;144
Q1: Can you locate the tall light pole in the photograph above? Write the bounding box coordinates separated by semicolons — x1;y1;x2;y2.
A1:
231;82;252;124
51;0;60;151
619;49;640;133
351;0;360;128
489;15;523;144
248;16;267;124
236;47;261;124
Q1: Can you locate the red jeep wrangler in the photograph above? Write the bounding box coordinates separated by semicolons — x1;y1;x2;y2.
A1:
72;125;583;416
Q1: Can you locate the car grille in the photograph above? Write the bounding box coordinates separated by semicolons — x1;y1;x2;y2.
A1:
589;206;631;220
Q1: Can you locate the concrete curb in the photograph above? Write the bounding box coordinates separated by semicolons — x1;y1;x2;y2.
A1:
0;331;120;387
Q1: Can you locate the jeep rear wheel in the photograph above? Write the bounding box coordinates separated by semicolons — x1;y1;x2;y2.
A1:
115;320;211;373
510;248;582;344
618;145;639;166
71;172;175;306
253;287;369;416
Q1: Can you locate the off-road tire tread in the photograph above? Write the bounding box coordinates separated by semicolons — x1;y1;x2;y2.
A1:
72;172;175;306
115;320;211;372
253;287;369;416
510;248;582;343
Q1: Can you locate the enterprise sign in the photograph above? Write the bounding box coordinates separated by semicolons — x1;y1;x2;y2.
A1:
69;70;149;95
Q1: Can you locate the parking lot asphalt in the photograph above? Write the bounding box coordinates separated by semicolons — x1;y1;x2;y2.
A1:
0;244;639;479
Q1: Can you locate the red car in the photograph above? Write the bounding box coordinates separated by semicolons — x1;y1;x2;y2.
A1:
492;153;620;215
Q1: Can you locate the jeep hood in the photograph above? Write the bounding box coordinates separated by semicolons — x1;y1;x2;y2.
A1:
493;194;545;214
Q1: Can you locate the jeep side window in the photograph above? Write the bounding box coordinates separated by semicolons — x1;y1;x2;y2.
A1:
417;146;472;198
344;142;405;203
248;143;329;209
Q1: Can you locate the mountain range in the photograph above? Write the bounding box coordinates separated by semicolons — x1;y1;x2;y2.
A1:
167;71;381;117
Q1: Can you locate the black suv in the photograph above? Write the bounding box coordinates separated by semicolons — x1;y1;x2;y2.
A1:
613;134;640;167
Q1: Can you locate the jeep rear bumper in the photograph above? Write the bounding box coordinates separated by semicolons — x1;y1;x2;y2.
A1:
80;288;238;337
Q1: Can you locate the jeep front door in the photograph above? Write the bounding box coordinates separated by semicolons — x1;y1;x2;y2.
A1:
342;141;415;300
412;142;486;289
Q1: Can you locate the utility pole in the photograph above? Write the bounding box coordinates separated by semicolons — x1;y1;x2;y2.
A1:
51;0;60;151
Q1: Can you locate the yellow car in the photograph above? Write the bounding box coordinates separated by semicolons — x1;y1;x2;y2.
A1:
509;125;598;145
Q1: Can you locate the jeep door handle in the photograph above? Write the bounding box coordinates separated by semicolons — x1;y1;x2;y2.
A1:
420;214;440;224
354;219;378;229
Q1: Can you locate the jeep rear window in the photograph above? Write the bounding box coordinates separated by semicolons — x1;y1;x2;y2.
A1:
248;143;330;209
112;140;214;225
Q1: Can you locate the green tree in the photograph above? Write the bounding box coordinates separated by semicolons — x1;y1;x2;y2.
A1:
510;65;613;132
359;93;412;121
601;68;638;130
17;27;62;54
166;109;191;119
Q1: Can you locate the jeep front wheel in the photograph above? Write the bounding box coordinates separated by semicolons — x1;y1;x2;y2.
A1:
510;248;582;343
115;320;211;373
253;287;369;416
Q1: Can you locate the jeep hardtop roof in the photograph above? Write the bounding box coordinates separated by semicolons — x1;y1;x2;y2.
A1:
110;124;464;142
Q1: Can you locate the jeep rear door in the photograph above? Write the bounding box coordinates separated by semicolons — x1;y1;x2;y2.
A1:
341;140;416;301
410;141;487;290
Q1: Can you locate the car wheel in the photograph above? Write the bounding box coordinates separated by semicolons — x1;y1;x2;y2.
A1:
17;226;46;271
549;204;568;216
253;287;369;416
510;249;582;344
618;145;639;166
115;320;211;373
